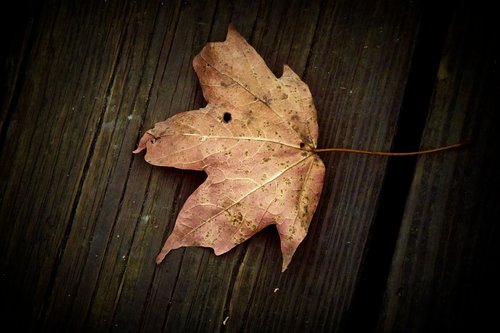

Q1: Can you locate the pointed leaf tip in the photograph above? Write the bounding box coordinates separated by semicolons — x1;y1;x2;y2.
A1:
156;250;167;264
133;132;155;154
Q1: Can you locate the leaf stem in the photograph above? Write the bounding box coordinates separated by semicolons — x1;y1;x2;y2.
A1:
309;142;467;156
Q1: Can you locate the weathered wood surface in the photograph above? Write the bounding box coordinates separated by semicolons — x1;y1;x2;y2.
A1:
0;0;497;332
377;3;500;332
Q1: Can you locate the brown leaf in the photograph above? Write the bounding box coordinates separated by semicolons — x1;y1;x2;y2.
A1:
134;24;325;271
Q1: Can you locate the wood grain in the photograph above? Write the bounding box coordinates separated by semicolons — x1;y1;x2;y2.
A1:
378;3;500;332
1;0;497;332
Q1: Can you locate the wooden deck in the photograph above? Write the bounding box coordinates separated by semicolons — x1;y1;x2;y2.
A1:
1;0;498;332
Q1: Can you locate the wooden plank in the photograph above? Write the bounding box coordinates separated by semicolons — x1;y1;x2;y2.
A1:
377;3;500;332
0;0;137;328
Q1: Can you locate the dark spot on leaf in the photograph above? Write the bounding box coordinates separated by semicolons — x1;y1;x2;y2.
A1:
263;95;272;106
223;112;232;123
301;135;313;145
300;142;305;148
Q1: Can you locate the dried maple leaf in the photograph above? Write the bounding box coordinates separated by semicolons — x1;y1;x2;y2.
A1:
134;24;325;271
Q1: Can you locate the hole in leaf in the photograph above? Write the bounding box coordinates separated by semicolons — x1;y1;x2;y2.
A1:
300;142;305;148
223;112;232;123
